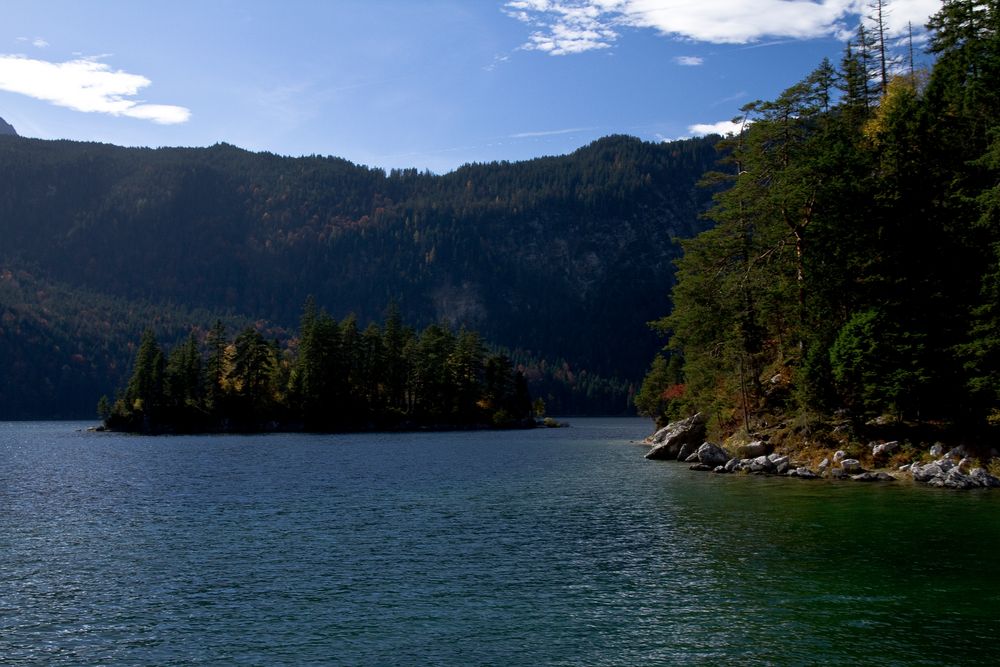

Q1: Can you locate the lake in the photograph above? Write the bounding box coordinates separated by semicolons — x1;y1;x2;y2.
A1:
2;419;999;665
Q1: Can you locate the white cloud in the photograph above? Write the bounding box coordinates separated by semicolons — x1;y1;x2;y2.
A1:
504;1;943;54
688;119;745;136
32;38;49;48
674;55;703;66
0;54;190;124
509;126;593;138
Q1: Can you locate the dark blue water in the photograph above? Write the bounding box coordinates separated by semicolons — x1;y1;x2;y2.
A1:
2;419;999;665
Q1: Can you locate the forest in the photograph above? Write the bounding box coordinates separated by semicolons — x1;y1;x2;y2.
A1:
0;133;717;419
103;301;536;433
637;0;1000;445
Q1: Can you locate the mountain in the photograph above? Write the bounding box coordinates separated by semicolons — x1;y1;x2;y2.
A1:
0;133;720;418
0;117;16;136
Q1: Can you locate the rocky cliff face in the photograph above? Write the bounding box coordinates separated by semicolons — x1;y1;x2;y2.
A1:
0;117;17;136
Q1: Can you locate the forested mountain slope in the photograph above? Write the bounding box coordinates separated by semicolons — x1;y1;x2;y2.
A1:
0;134;718;418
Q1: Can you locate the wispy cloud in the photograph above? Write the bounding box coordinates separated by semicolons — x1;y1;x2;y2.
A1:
688;119;744;136
16;36;49;48
674;55;703;66
711;90;748;107
504;1;942;54
0;54;190;124
509;126;593;138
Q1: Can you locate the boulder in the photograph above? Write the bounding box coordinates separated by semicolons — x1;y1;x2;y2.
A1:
689;463;713;472
969;468;1000;488
645;413;708;460
736;440;769;458
929;443;944;457
911;462;943;483
724;458;741;473
712;465;729;474
775;460;791;475
840;458;862;473
872;441;900;458
818;458;830;471
790;467;818;479
943;468;978;490
684;452;701;463
749;455;772;473
833;450;847;463
697;442;731;467
677;440;700;462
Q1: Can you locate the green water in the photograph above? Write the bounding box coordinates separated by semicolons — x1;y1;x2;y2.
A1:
1;419;998;665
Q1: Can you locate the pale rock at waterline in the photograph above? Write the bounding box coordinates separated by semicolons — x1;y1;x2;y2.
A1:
834;450;847;463
840;458;862;473
645;413;708;460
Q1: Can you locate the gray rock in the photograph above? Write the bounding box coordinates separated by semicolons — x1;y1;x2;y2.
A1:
677;440;700;462
791;467;818;479
818;458;830;471
947;445;971;460
724;458;740;472
840;458;862;473
898;463;912;472
929;443;944;457
749;455;773;473
872;441;900;458
943;468;977;490
958;457;973;473
912;462;943;483
712;465;728;474
689;463;713;472
829;467;848;479
969;468;1000;488
684;452;700;463
645;413;708;460
775;460;791;475
697;442;731;467
833;450;847;463
736;440;768;458
851;472;896;482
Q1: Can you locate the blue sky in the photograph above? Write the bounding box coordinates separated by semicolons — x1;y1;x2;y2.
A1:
0;0;941;173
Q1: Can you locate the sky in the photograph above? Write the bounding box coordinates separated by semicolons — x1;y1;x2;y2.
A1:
0;0;942;174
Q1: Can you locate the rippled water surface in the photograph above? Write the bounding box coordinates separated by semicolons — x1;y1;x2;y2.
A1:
2;419;1000;665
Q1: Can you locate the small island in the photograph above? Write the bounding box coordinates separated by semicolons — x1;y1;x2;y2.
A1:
100;300;541;434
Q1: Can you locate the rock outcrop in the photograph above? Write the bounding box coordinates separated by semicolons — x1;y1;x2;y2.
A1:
645;413;708;460
911;458;1000;489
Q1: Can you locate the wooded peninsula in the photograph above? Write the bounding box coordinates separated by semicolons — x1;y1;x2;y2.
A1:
636;0;1000;473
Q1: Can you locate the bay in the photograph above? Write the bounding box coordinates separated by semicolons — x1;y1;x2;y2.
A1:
1;419;998;666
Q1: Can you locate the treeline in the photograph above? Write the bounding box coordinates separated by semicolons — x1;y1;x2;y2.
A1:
103;301;536;433
638;0;1000;436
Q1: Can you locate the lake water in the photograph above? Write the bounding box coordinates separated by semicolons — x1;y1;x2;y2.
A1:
2;419;999;666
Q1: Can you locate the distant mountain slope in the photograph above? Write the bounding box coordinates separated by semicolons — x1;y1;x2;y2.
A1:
0;133;719;417
0;116;16;136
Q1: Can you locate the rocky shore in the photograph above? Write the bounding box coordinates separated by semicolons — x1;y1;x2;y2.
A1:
644;413;1000;490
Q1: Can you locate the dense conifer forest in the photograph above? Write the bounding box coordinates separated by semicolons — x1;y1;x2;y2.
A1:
102;301;536;433
0;133;717;419
637;0;1000;446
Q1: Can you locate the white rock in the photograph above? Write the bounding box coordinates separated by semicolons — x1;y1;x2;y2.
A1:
834;450;847;463
840;458;862;473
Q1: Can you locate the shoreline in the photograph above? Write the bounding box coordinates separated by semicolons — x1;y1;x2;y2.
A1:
643;413;1000;491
